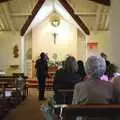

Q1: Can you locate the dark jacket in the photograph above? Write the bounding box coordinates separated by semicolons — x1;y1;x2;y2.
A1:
35;58;48;78
53;68;81;104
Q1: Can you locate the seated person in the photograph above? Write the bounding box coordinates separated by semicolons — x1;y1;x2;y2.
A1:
53;56;81;104
107;63;120;82
72;56;114;120
100;63;120;82
77;60;86;81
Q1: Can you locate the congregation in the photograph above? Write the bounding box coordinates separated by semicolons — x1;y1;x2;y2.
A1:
36;52;120;120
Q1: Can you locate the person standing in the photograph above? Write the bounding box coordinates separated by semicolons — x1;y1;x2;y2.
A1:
35;52;48;100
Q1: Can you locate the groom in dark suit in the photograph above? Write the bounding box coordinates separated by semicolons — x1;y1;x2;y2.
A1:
35;52;48;100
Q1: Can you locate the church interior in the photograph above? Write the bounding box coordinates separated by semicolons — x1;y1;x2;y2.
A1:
0;0;120;120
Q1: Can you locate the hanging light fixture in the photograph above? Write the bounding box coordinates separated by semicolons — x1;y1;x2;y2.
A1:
50;11;60;27
50;0;60;45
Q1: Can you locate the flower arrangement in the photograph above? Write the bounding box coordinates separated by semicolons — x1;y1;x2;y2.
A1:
48;60;62;67
48;53;62;67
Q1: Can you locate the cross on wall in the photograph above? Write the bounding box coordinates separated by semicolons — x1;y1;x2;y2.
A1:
52;32;58;44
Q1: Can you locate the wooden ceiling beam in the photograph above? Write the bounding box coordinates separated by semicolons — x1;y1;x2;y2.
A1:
11;13;31;17
100;13;106;29
0;23;3;31
76;12;96;16
94;5;103;30
89;0;111;6
59;0;90;35
0;5;9;30
0;18;5;30
105;14;109;29
20;0;45;36
0;0;11;3
1;3;15;30
76;11;108;16
11;11;109;17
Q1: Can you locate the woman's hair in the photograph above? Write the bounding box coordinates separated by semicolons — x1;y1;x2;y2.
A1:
85;56;106;79
64;56;78;73
77;60;86;78
77;60;84;68
107;63;118;79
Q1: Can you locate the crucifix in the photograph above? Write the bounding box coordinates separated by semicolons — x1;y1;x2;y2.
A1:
52;32;58;44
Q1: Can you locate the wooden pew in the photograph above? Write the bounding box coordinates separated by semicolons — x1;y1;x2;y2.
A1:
0;75;28;98
0;75;28;119
0;97;12;119
58;104;120;120
57;89;74;104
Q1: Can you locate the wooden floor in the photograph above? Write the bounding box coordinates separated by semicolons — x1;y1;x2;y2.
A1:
4;89;54;120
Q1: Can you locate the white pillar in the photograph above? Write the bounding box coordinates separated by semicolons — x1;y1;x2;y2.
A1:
20;36;25;73
110;0;120;68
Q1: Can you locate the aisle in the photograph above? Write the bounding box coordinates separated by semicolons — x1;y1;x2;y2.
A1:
4;89;53;120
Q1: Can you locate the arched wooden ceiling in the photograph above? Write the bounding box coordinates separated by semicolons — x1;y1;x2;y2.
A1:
0;0;110;32
21;0;90;36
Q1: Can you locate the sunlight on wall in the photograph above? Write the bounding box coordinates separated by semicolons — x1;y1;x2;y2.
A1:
52;19;73;45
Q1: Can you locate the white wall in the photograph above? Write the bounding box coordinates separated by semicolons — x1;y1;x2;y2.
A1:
0;31;21;75
77;30;86;62
110;0;120;68
88;31;110;59
32;15;78;61
32;14;110;62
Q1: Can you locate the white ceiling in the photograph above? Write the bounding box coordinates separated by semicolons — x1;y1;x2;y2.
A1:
0;0;110;32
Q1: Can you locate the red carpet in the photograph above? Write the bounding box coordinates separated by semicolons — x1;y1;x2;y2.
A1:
26;79;53;91
27;67;57;91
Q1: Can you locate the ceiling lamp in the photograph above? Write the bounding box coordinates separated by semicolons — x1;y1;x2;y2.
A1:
50;11;60;27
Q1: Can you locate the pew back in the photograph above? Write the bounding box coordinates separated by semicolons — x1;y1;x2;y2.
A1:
61;104;120;120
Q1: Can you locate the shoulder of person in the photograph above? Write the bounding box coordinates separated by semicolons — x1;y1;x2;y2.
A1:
112;76;120;83
36;58;40;62
35;59;39;67
99;79;113;88
54;68;64;76
75;81;87;89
